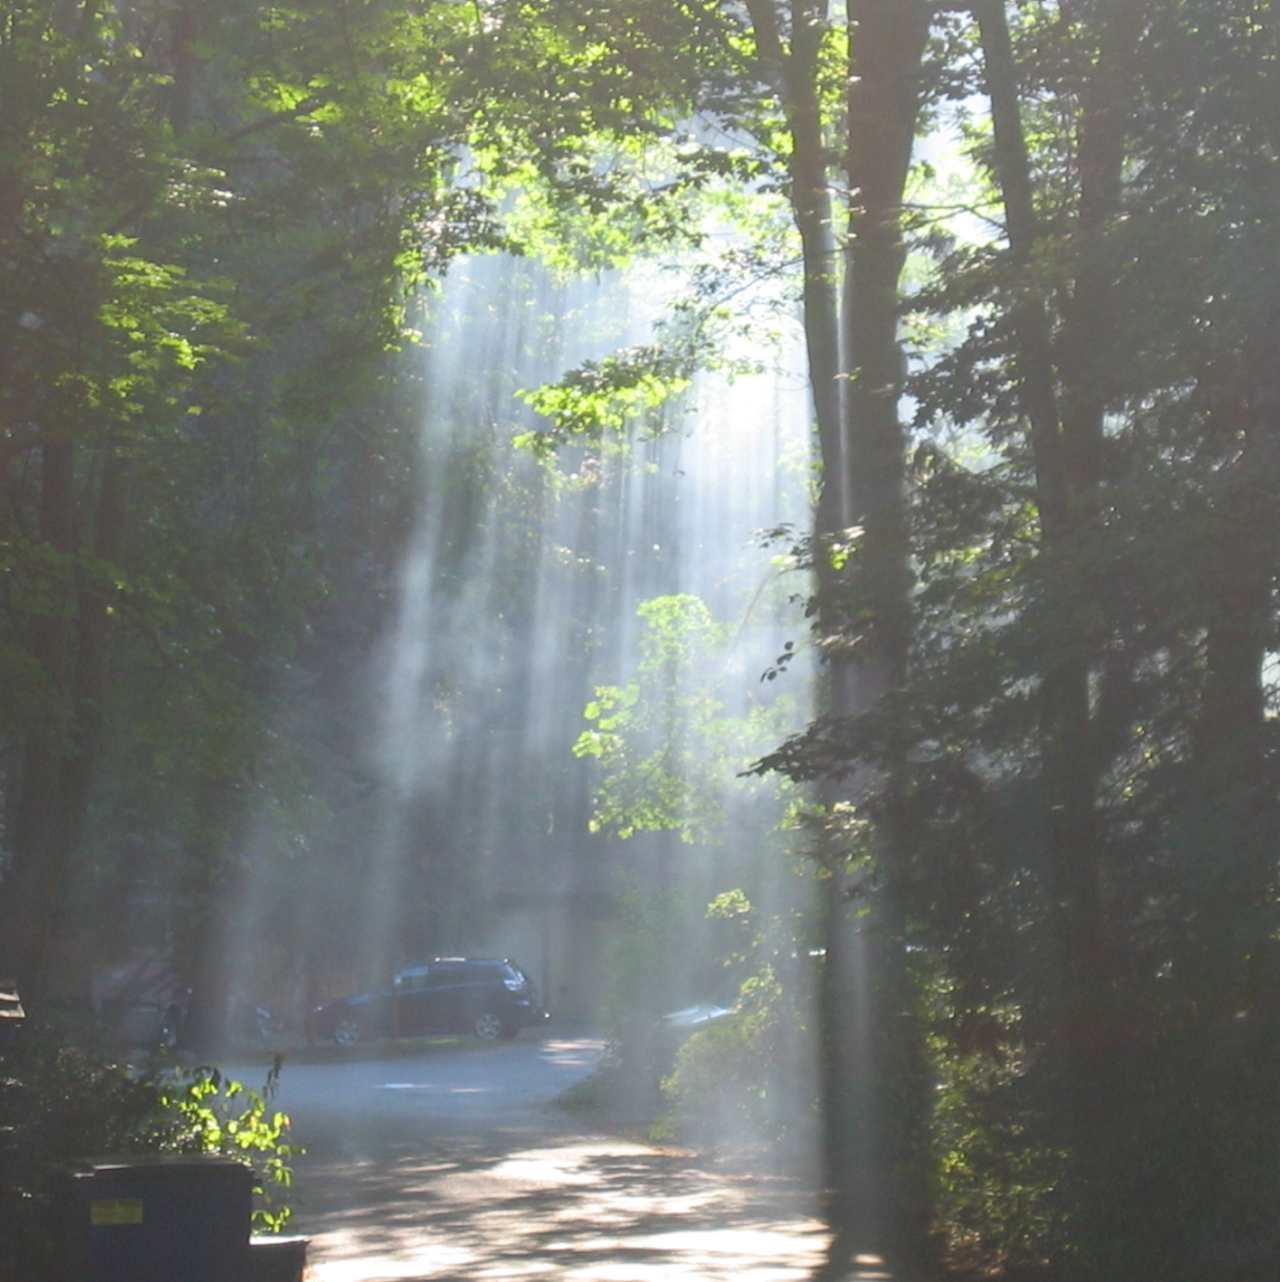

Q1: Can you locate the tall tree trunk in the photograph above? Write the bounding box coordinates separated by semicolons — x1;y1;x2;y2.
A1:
976;0;1097;1031
1190;8;1280;892
975;9;1099;1036
175;776;238;1054
742;0;855;1221
837;1;931;1273
744;0;843;454
2;440;76;1006
976;0;1147;1255
61;449;129;880
1057;1;1149;503
1193;337;1280;1017
977;0;1145;1013
973;0;1067;530
169;1;200;136
0;446;131;1008
744;3;933;1266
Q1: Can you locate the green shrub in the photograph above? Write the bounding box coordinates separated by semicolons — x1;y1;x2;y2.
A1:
158;1060;298;1233
0;1033;298;1282
659;968;818;1164
930;1035;1066;1276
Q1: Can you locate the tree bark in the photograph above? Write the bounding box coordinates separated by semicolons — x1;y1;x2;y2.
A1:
740;2;863;1221
0;442;133;1008
169;2;200;136
973;0;1067;534
1057;1;1149;501
743;0;843;457
975;0;1102;1023
2;440;76;1006
837;2;931;1272
62;449;129;869
742;2;932;1265
1192;340;1279;1012
975;0;1150;1250
974;12;1103;1025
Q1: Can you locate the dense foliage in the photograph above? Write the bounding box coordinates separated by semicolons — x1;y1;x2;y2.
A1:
749;2;1280;1277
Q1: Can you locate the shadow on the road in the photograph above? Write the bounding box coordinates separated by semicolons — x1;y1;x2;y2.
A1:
298;1130;829;1282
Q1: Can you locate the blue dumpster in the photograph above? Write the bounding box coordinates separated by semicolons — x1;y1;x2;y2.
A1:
56;1155;252;1282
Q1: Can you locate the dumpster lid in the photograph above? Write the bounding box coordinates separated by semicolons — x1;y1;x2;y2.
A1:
62;1154;254;1177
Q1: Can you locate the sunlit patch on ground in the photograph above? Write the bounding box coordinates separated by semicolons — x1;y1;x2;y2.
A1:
315;1245;478;1282
304;1137;829;1282
539;1042;604;1069
848;1254;892;1281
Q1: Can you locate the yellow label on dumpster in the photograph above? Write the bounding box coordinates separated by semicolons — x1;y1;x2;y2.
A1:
90;1198;144;1226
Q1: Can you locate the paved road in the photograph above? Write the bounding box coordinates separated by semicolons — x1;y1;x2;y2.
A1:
227;1033;847;1282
